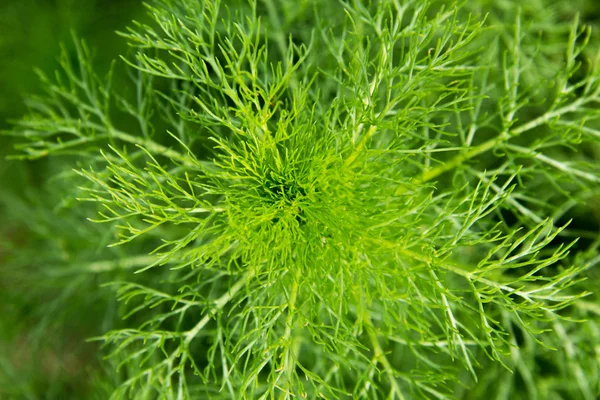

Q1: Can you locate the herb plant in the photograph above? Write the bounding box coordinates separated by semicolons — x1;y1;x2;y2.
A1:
2;0;600;399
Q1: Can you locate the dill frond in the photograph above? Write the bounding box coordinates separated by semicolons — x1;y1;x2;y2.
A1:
3;0;600;399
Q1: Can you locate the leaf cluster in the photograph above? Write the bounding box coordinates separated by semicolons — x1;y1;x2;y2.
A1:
3;0;600;399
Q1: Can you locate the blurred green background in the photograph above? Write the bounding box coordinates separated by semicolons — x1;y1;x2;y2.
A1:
0;1;144;398
0;0;143;190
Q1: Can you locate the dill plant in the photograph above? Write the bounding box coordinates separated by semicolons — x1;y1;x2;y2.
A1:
2;0;600;398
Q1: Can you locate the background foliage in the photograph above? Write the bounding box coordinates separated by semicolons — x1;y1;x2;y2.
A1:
0;1;143;397
1;0;599;399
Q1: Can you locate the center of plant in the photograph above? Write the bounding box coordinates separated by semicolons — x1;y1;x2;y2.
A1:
256;167;310;225
262;173;307;204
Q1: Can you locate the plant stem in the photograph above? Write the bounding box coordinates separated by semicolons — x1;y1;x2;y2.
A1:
345;125;378;167
414;96;593;185
280;270;300;397
184;269;253;345
365;316;406;400
45;254;160;276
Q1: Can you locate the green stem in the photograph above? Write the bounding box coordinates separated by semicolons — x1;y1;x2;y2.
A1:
185;270;253;345
46;254;160;276
275;268;301;399
345;125;378;167
283;273;300;382
364;316;405;400
414;96;592;185
111;130;187;162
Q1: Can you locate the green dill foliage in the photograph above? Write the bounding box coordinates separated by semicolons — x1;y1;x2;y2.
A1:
4;0;600;399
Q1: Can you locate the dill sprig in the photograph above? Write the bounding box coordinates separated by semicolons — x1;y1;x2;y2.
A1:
3;0;600;399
